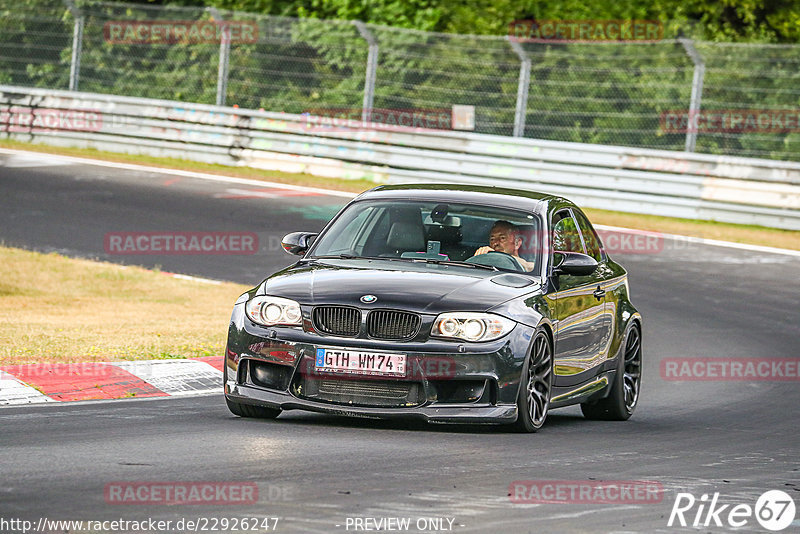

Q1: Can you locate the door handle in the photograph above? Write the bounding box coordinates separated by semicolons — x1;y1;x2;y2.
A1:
593;287;606;300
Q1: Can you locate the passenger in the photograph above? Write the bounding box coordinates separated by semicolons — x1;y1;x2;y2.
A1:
473;220;534;271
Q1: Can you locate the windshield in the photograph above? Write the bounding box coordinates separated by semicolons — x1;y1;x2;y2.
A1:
308;199;542;275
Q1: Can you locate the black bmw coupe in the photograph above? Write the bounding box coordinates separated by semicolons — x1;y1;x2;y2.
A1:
224;184;642;432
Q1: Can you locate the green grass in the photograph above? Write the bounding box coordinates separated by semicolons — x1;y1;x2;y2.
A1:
0;246;248;365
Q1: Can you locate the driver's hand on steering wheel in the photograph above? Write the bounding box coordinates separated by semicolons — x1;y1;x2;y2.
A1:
474;246;494;255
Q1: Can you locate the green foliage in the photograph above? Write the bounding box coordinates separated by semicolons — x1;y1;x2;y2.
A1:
0;0;72;88
197;0;800;43
61;0;798;41
1;0;798;160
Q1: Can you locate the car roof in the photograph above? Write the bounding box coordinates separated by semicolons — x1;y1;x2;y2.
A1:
355;183;564;213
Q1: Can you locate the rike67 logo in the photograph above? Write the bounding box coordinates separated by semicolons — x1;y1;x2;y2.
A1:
668;490;796;531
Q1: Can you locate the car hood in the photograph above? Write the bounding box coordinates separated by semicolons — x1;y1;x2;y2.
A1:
260;259;542;314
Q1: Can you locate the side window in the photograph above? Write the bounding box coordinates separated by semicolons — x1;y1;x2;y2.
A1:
552;210;585;253
573;210;604;262
323;206;374;254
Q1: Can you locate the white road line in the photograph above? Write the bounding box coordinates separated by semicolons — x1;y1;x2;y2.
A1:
214;188;284;199
0;148;356;198
2;147;798;257
0;370;56;405
165;272;224;285
0;390;218;410
0;152;75;168
595;224;800;257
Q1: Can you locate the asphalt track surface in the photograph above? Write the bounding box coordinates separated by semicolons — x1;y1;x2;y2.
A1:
1;150;799;533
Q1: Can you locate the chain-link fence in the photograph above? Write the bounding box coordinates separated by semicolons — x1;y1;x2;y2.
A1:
2;0;799;161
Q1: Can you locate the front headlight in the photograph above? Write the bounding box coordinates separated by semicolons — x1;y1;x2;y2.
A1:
431;312;515;342
245;296;302;327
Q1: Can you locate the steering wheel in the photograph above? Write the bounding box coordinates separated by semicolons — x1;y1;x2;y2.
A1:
465;250;525;272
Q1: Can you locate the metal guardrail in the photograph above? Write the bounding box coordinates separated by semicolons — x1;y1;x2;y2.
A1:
6;1;800;161
2;85;800;230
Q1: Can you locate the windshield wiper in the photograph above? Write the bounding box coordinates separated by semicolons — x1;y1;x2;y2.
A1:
417;259;498;271
306;255;499;272
305;254;388;262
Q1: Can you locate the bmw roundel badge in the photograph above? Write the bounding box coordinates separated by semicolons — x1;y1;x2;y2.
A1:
360;294;377;303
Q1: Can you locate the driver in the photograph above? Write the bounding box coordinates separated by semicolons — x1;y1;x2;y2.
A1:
474;220;534;271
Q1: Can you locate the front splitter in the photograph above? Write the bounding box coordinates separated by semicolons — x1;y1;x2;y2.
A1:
227;384;518;424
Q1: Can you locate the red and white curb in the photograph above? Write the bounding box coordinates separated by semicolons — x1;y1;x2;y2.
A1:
0;356;224;405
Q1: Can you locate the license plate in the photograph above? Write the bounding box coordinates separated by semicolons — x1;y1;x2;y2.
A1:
315;348;406;376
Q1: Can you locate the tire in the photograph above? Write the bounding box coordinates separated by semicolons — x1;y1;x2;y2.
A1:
581;323;641;421
226;397;281;419
512;329;553;433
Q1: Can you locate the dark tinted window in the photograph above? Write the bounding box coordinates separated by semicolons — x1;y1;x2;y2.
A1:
551;210;585;254
573;210;604;262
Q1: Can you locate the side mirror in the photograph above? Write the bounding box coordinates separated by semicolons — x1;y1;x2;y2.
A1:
553;251;598;276
281;232;318;256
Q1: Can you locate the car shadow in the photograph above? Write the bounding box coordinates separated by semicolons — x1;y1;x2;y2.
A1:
239;410;589;434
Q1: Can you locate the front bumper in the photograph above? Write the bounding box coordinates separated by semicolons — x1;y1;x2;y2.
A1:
227;384;518;424
224;304;535;424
